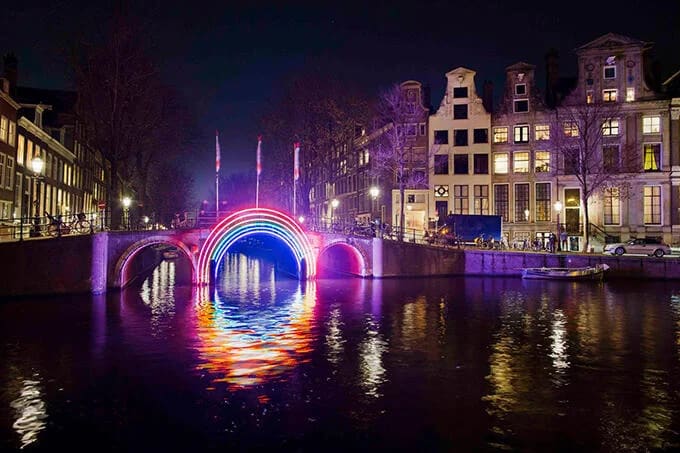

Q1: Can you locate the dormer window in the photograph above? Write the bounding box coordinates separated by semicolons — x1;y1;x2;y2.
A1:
604;65;616;79
515;84;526;96
513;100;529;113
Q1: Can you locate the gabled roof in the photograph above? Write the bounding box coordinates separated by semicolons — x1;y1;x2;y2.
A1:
505;62;535;72
445;67;475;77
576;32;652;53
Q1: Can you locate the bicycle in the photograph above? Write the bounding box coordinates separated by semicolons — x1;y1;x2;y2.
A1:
45;212;71;237
70;212;91;235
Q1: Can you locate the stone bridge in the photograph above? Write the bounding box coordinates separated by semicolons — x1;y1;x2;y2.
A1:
105;208;381;289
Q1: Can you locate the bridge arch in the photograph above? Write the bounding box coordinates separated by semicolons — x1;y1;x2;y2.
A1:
317;239;371;277
197;208;316;284
112;236;198;288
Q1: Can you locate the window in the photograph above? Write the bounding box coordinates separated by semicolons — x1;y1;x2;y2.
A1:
4;156;13;190
643;186;661;225
453;87;468;98
513;151;529;173
563;122;579;137
454;154;469;174
473;154;488;174
405;124;417;136
626;87;635;102
603;89;618;102
643;116;660;134
493;127;508;143
0;116;7;142
419;124;426;136
535;124;550;141
17;135;25;166
514;100;529;113
586;90;594;104
494;153;508;174
494;185;509;222
514;184;529;222
0;154;4;187
453;104;468;120
515;84;526;95
474;185;489;215
603;65;616;79
434;130;449;144
535;183;551;221
453;185;469;214
454;129;468;146
603;187;620;225
473;128;488;143
434;154;449;175
603;145;619;172
513;125;529;143
643;144;661;171
8;121;15;146
535;151;550;172
565;148;579;174
434;185;449;198
602;119;619;136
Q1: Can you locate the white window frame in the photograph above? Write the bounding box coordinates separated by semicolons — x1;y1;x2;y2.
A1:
8;121;15;146
643;185;662;225
535;151;550;172
603;187;621;226
626;87;635;102
602;119;619;136
603;89;618;102
513;151;529;173
0;116;7;143
603;65;616;79
534;124;550;141
513;99;529;113
513;125;529;143
514;83;527;96
642;116;661;134
494;153;509;174
5;156;14;190
493;127;508;143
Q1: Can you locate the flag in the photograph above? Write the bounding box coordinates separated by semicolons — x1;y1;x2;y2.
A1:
256;135;262;176
293;142;300;181
215;130;221;173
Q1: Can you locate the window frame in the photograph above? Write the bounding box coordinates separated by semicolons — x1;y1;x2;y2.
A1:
494;153;509;174
534;124;550;141
603;65;616;79
493;127;508;144
601;118;620;136
453;154;469;175
453;104;468;120
642;116;661;134
513;151;530;173
643;185;661;225
534;151;550;173
513;99;529;113
643;143;662;172
434;154;449;175
603;89;618;102
513;124;529;143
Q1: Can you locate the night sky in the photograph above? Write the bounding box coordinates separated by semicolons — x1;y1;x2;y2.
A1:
2;0;679;200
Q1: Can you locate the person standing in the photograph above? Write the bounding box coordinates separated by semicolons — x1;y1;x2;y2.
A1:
560;231;568;251
549;232;556;253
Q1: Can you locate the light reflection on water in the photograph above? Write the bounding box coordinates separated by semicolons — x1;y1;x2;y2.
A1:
3;261;680;450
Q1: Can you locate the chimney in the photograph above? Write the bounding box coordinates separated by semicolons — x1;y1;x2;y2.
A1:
3;53;18;96
545;48;559;108
482;80;493;113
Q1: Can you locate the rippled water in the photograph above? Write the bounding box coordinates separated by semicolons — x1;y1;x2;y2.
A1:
1;255;680;451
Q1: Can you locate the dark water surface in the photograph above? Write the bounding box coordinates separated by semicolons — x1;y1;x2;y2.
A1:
2;255;680;451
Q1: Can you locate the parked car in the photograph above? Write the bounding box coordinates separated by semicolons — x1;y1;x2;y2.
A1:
603;237;671;257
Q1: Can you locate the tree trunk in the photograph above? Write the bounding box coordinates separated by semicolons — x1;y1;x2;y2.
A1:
583;194;590;253
107;159;122;230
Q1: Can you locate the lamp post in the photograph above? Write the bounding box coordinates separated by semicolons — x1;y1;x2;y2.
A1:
554;200;563;251
122;196;132;230
29;156;44;237
331;198;339;231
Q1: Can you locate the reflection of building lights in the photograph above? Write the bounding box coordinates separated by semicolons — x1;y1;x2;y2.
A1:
358;317;387;398
11;378;47;449
550;309;569;372
325;307;345;364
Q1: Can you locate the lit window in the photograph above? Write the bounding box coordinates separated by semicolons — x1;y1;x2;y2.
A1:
494;153;509;174
643;186;661;225
493;127;508;143
0;116;7;142
626;87;635;102
535;183;551;221
434;185;449;198
602;119;619;136
453;185;469;214
514;183;529;222
494;184;509;222
642;116;660;134
514;100;529;113
603;65;616;79
17;135;25;166
586;90;594;104
513;125;529;143
474;185;489;215
535;124;550;140
535;151;550;172
8;121;15;146
513;151;529;173
603;89;618;102
643;144;661;171
563;122;579;137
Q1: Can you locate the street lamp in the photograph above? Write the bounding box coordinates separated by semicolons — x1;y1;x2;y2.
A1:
331;198;339;230
554;200;563;251
122;196;132;230
29;156;44;237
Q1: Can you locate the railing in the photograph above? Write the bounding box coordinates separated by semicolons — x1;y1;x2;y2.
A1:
589;222;618;244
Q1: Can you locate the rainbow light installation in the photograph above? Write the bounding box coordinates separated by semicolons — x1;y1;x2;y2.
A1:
197;208;317;283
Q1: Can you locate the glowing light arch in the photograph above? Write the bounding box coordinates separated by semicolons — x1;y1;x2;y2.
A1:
197;208;316;284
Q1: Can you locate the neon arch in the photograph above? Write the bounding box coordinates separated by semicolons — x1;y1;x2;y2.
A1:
197;208;317;284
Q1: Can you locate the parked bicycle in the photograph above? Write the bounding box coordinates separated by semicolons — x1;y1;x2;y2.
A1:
44;211;91;237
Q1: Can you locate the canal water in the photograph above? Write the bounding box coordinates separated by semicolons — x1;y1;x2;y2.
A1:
1;253;680;451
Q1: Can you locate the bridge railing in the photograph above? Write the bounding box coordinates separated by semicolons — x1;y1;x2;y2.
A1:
304;217;434;245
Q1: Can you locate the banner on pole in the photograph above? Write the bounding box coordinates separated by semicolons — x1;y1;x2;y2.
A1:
256;135;262;176
215;130;221;173
293;142;300;181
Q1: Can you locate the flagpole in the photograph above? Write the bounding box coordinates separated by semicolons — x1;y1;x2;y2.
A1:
293;142;300;218
215;130;221;220
256;135;262;208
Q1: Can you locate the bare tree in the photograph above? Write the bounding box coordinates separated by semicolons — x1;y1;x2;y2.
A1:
371;83;428;241
549;101;637;251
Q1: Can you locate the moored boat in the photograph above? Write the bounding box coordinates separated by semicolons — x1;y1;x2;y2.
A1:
521;263;609;281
